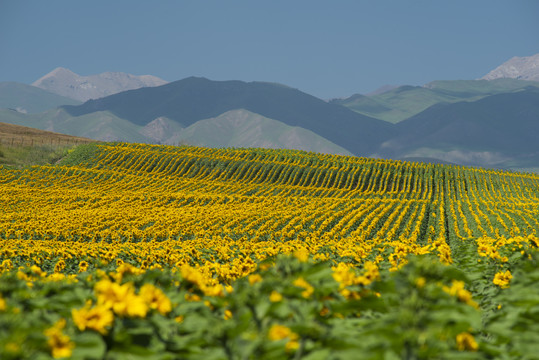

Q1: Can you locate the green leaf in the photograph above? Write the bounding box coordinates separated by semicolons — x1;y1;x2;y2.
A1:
71;332;106;360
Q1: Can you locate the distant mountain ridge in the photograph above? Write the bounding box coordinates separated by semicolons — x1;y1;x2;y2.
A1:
376;87;539;170
32;67;168;102
335;78;539;123
481;53;539;81
366;84;400;96
2;56;539;173
0;107;353;156
62;77;395;156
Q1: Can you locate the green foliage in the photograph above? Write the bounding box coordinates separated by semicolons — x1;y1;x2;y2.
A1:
485;251;539;359
0;144;72;168
3;254;530;359
57;143;100;167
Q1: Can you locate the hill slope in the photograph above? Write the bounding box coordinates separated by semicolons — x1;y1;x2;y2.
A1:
0;121;95;168
0;107;352;155
167;109;353;155
0;82;81;113
376;87;539;171
0;108;151;143
62;77;395;156
0;121;94;145
334;79;539;123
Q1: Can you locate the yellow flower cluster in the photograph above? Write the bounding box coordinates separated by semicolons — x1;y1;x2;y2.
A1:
442;280;479;309
44;319;74;359
72;302;114;335
493;270;512;289
0;143;537;299
71;276;172;335
293;277;314;298
456;332;478;351
268;324;300;351
332;261;379;288
94;279;149;317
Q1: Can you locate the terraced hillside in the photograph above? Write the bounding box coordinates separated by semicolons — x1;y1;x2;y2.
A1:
1;143;539;359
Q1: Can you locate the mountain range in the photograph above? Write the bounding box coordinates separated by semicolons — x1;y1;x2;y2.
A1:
332;79;539;123
32;67;168;102
60;77;394;156
0;55;538;172
375;87;539;170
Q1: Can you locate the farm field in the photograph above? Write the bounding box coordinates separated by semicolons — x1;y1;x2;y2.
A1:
1;142;539;359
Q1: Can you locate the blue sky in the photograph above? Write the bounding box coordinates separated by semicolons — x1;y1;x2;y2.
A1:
1;0;538;99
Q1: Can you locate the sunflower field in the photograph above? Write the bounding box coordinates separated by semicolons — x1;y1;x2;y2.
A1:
1;143;539;359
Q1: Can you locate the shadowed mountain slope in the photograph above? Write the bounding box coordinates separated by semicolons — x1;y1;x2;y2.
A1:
335;79;539;123
376;87;539;169
62;77;395;156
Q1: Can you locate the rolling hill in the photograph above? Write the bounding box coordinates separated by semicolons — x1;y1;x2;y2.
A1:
0;121;95;146
166;109;353;155
0;121;95;168
0;108;151;143
375;87;539;171
334;78;539;123
61;77;395;156
0;107;353;156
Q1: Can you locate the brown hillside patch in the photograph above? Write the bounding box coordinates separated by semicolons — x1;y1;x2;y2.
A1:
0;122;98;168
0;122;95;147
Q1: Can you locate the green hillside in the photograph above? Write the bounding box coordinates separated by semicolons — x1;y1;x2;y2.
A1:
377;88;539;172
0;107;351;155
0;82;81;113
424;78;539;95
336;79;539;123
0;108;151;143
0;121;95;168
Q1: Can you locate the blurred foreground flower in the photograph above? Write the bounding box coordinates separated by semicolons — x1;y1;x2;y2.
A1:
45;319;75;358
493;270;512;289
72;302;114;335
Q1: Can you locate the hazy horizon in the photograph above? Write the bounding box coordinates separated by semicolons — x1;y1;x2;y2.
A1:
1;0;538;99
